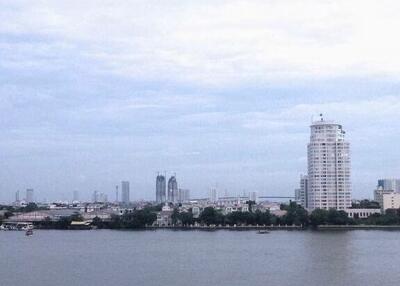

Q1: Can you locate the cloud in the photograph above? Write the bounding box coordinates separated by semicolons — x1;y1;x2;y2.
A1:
2;1;400;86
1;1;400;201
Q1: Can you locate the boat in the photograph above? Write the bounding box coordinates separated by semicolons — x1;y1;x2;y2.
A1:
20;223;34;231
25;229;33;236
258;230;269;234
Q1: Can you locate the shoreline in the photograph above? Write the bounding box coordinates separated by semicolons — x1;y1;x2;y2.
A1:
317;225;400;230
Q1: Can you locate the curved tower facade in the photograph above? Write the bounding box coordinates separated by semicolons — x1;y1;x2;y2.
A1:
167;176;178;203
307;117;351;210
156;175;166;204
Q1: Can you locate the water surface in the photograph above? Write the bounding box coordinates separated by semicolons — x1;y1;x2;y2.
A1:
0;229;399;286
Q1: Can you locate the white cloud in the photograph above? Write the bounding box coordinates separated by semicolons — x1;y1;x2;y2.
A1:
2;1;400;85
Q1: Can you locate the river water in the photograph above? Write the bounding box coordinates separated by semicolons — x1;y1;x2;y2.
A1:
0;229;399;286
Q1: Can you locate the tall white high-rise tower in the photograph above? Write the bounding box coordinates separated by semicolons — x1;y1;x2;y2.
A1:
307;115;351;210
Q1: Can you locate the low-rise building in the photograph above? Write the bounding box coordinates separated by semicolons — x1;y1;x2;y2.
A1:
345;208;381;219
154;204;174;226
5;209;78;222
82;210;115;221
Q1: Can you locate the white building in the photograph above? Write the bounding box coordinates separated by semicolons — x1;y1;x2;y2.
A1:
307;116;351;210
374;189;400;213
345;208;381;219
154;204;174;226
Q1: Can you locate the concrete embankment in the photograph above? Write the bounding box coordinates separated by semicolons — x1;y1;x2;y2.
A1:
147;225;304;231
317;225;400;230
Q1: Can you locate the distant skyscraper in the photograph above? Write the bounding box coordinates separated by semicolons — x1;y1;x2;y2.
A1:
209;188;217;203
167;176;178;203
156;174;166;204
307;116;351;210
92;191;107;203
99;193;108;203
115;185;119;203
15;190;20;202
121;181;130;204
178;189;190;203
249;191;257;202
73;190;79;202
377;179;400;192
92;190;99;203
295;175;308;208
26;189;34;203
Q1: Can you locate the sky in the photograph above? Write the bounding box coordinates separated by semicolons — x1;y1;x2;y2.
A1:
1;0;400;202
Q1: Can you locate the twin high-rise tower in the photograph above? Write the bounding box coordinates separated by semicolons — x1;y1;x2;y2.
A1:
156;174;186;204
156;174;166;203
297;115;352;211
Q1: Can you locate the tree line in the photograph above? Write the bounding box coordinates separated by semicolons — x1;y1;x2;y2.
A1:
5;201;400;229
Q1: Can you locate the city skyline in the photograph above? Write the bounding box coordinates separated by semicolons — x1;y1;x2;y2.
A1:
1;116;399;204
1;2;400;202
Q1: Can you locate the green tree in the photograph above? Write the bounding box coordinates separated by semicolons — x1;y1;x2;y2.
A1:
120;209;157;228
310;209;329;226
92;216;104;228
281;202;309;226
179;211;194;226
171;209;180;225
326;209;351;225
255;210;271;225
24;203;39;212
199;207;224;225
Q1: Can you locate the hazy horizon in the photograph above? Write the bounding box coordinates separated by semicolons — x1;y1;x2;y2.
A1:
1;1;400;203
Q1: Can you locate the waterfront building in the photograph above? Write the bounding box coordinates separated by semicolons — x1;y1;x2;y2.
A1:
156;174;166;204
307;116;351;210
121;181;130;204
345;208;381;219
192;206;201;218
26;189;34;203
377;179;400;192
5;209;78;223
217;196;249;206
374;188;400;213
154;204;174;226
295;175;308;208
381;192;400;212
167;176;178;203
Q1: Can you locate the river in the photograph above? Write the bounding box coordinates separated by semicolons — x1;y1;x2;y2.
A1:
0;229;399;286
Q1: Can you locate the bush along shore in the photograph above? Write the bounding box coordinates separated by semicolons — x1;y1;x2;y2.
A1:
3;202;400;230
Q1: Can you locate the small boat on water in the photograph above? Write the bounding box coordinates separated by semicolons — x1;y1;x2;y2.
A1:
25;229;33;236
258;230;269;234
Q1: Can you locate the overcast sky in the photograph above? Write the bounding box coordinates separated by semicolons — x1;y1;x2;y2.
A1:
1;0;400;202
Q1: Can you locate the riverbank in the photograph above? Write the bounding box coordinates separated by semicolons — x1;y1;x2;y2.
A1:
317;225;400;230
146;225;304;230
